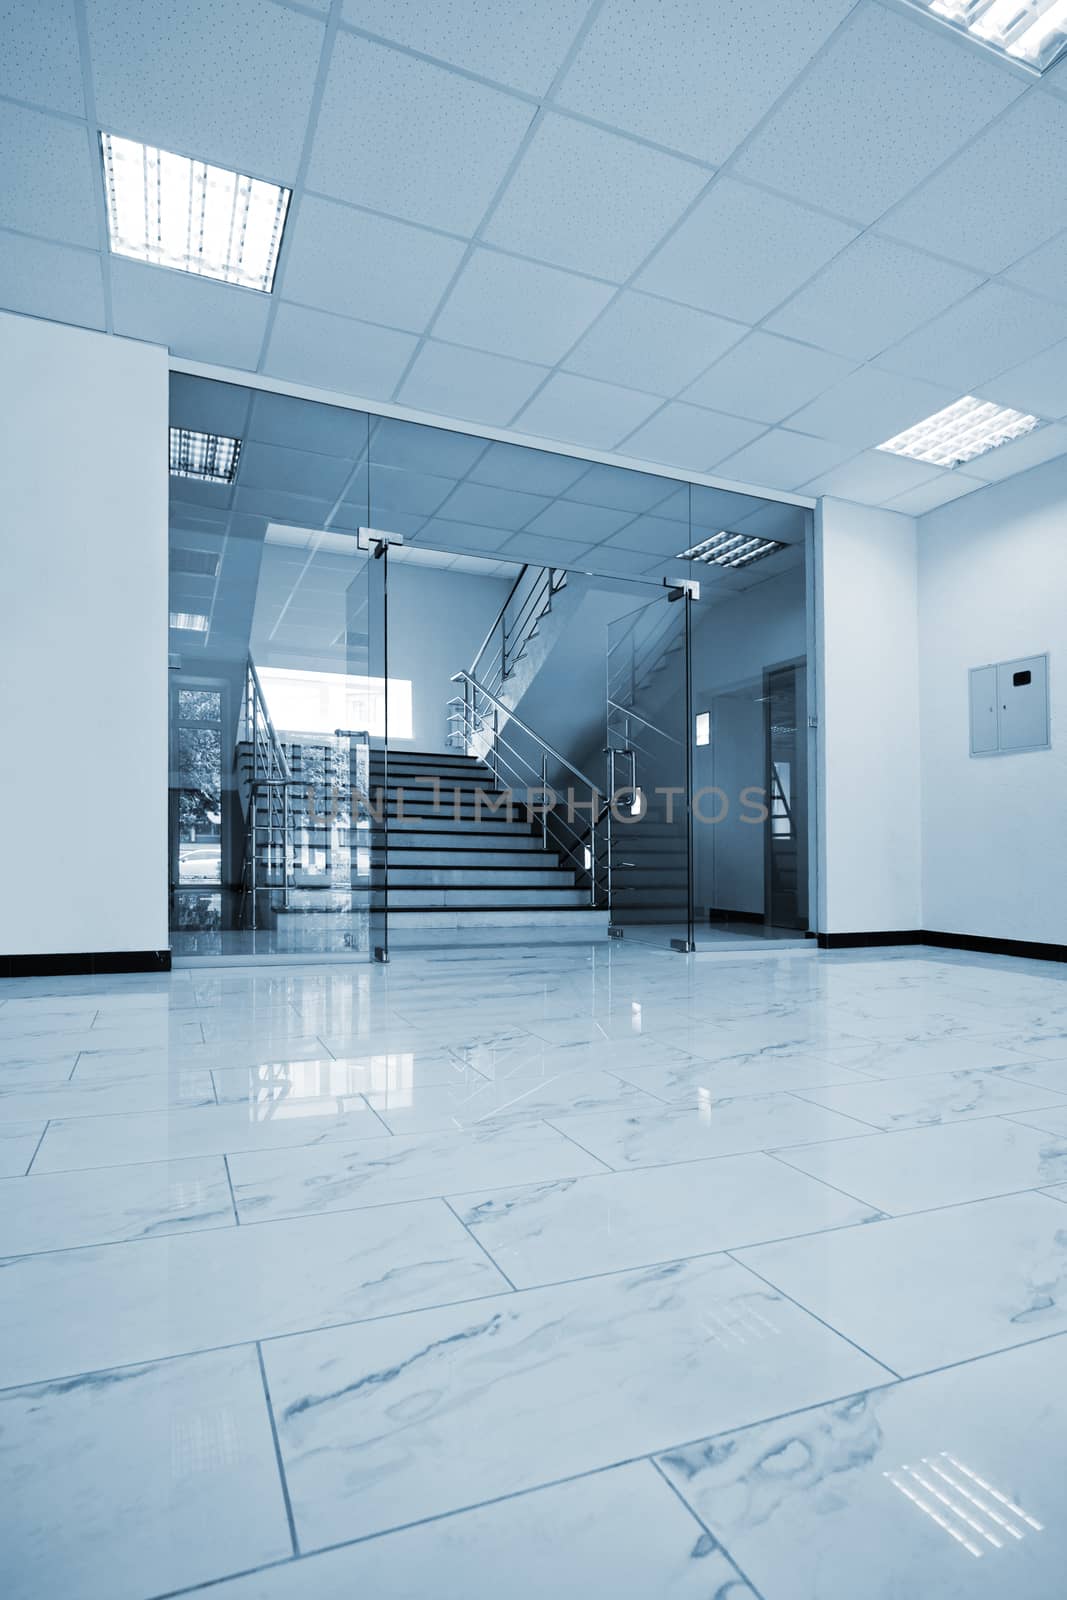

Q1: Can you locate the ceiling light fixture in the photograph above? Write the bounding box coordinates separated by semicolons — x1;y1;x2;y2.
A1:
679;532;787;568
101;133;291;291
877;395;1042;467
169;612;209;633
903;0;1067;72
169;427;242;484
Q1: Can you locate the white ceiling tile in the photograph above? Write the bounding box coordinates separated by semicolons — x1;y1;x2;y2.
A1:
433;249;614;363
635;177;857;324
525;500;633;541
620;403;765;471
111;259;271;364
802;449;943;502
263;303;418;396
280;197;466;329
308;31;533;233
788;366;961;449
605;515;688;555
341;0;592;94
1;0;83;113
683;332;855;422
564;291;746;395
766;235;983;360
0;232;104;329
713;428;854;490
567;462;678;512
87;0;323;181
1004;228;1067;306
396;340;549;425
975;340;1067;421
417;518;516;554
875;283;1067;392
556;0;859;164
880;92;1067;274
588;545;666;576
0;100;98;246
434;480;550;530
500;531;595;564
888;472;986;515
483;112;707;281
734;3;1023;223
514;372;661;449
963;420;1067;481
469;440;588;496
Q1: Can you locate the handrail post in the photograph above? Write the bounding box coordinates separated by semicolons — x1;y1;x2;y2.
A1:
540;752;548;849
589;804;597;905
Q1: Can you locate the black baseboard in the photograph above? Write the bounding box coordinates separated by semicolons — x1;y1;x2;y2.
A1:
817;931;921;950
707;907;764;925
817;929;1066;964
921;929;1067;965
0;950;172;979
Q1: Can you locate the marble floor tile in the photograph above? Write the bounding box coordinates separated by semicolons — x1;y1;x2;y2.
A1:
229;1120;607;1223
736;1191;1067;1375
0;1010;99;1039
811;1036;1036;1080
183;1461;755;1600
609;1047;872;1102
997;1057;1067;1096
0;1050;81;1085
212;1051;486;1106
0;1201;508;1388
0;1344;291;1600
777;1117;1067;1213
795;1067;1067;1131
365;1067;664;1134
263;1255;887;1549
32;1099;389;1173
0;1121;45;1178
0;1156;234;1254
0;1067;217;1121
658;1334;1067;1600
548;1092;876;1168
456;1153;879;1286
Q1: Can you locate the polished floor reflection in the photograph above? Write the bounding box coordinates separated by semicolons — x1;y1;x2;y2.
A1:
1;942;1066;1598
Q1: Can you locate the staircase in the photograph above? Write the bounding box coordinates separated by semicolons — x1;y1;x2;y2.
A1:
368;749;607;931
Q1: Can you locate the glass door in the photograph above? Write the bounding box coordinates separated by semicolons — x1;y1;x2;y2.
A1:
350;530;391;962
605;580;695;951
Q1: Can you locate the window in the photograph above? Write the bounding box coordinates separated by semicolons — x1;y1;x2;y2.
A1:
257;667;413;741
695;711;711;746
176;687;223;885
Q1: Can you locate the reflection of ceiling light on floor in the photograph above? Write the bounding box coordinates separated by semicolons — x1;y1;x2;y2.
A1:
885;1453;1043;1558
701;1300;780;1348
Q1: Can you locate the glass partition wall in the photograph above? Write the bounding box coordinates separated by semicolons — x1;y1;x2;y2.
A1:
168;375;815;962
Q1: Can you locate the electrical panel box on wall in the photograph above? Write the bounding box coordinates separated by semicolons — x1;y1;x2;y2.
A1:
969;654;1050;757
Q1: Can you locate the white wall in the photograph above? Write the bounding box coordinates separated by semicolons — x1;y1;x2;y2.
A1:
918;457;1067;946
386;562;511;753
815;498;922;934
0;313;169;958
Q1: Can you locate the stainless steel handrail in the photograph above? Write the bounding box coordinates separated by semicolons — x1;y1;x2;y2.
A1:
451;670;601;796
606;697;683;748
469;564;528;683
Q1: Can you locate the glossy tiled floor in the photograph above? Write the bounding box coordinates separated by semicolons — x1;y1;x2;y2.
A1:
2;941;1067;1599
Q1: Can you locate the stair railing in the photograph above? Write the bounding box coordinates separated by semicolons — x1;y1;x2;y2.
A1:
461;564;568;724
449;670;607;907
239;658;302;928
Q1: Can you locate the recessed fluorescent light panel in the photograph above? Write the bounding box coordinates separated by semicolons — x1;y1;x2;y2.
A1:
877;395;1042;467
169;427;242;484
906;0;1067;71
169;612;209;633
101;133;291;290
679;532;787;569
